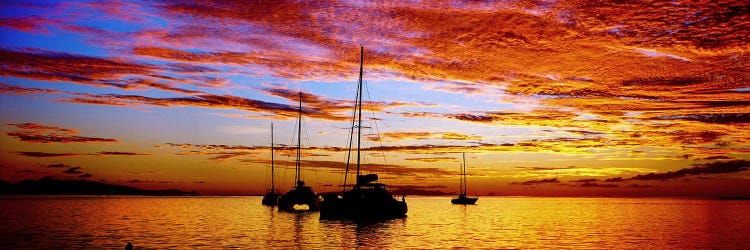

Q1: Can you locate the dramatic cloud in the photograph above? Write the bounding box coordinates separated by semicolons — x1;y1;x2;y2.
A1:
0;48;153;87
3;0;750;196
62;92;366;121
0;82;59;95
512;178;560;185
45;163;71;168
0;16;59;33
570;178;599;183
604;177;625;183
206;152;255;161
517;166;579;171
97;151;152;156
575;183;618;188
4;123;119;144
15;151;151;158
244;158;455;178
63;167;84;174
370;131;482;142
631;160;750;181
15;152;81;158
654;113;750;124
404;157;459;163
260;87;428;115
0;46;227;94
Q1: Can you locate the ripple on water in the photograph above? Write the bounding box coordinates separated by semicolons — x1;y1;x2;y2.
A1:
1;196;750;248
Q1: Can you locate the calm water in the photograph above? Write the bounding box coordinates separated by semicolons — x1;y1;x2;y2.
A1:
2;196;749;249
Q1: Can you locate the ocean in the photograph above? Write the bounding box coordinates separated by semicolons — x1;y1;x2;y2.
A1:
1;196;749;249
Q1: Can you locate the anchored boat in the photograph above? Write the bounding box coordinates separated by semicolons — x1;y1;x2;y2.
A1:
320;46;407;221
451;153;478;205
278;92;320;212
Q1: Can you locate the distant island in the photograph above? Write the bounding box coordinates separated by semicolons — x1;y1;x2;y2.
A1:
391;188;452;196
0;178;201;196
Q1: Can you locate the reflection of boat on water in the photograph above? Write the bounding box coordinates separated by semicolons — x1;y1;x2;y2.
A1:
262;123;280;206
278;92;320;212
452;153;478;205
320;46;407;221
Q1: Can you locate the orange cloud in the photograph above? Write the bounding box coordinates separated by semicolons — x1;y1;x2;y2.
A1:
0;83;59;95
630;160;750;181
0;16;59;33
404;157;458;163
0;48;154;87
260;86;422;114
511;178;560;185
4;123;118;144
248;159;456;179
15;151;151;157
0;48;224;95
370;131;482;142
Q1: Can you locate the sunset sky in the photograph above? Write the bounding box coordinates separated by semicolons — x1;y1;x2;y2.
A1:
1;0;748;196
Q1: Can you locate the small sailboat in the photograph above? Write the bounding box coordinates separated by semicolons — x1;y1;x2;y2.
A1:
452;153;478;205
278;92;320;212
319;46;407;221
262;123;280;206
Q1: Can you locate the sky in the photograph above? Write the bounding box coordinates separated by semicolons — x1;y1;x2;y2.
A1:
1;0;748;196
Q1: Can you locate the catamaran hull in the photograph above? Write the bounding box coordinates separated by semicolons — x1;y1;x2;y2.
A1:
320;192;407;221
278;188;320;212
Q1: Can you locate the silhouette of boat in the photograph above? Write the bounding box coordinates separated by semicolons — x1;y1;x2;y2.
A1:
278;92;320;212
452;153;478;205
320;46;407;221
262;123;280;206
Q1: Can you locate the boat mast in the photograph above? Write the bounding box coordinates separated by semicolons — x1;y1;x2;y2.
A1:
271;122;275;192
462;152;466;195
296;92;302;186
356;46;364;178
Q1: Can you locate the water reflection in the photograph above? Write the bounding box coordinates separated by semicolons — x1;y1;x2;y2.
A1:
354;220;392;247
1;196;749;248
317;214;405;248
263;206;276;247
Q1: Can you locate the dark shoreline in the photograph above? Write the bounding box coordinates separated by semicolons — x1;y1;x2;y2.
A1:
0;178;200;196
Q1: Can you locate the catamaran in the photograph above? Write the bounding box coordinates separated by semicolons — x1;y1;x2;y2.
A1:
278;92;320;212
319;47;407;221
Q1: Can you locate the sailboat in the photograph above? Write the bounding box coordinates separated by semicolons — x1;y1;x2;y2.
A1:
262;123;280;206
319;46;407;221
277;92;320;212
451;153;478;205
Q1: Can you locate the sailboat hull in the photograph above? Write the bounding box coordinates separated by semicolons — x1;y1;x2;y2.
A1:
261;191;280;206
451;196;478;205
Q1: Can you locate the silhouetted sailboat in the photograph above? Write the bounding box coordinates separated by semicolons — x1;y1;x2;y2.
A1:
262;123;280;206
278;92;320;212
452;153;478;205
320;46;407;221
